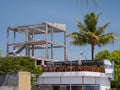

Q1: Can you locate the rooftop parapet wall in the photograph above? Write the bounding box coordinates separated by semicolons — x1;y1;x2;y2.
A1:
42;66;105;73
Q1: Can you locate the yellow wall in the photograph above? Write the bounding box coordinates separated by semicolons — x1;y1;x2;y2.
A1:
18;71;31;90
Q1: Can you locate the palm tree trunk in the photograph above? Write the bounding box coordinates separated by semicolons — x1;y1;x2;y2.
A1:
91;44;94;60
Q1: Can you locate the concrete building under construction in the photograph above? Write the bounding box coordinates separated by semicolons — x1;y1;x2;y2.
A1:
6;22;66;60
6;22;114;90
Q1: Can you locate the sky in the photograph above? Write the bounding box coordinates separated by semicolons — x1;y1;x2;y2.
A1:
0;0;120;60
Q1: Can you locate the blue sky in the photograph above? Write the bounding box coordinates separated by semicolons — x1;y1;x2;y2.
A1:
0;0;120;60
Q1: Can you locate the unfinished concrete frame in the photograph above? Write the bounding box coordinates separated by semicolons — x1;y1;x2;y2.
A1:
7;22;66;60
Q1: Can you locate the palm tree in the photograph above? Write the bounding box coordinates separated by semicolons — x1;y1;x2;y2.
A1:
68;12;118;60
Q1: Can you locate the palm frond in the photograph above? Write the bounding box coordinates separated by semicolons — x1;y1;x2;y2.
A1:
80;30;95;38
80;30;100;45
96;12;102;20
67;32;80;39
75;20;86;31
84;12;98;32
68;30;89;46
99;32;118;45
70;36;88;46
95;22;110;35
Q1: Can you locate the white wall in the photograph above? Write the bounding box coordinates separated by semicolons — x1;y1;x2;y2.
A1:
99;78;110;90
37;71;111;90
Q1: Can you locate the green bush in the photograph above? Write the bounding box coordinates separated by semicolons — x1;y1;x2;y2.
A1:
0;56;42;74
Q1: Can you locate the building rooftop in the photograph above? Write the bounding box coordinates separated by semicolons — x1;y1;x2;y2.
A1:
41;60;106;73
8;22;66;35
